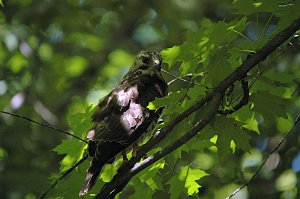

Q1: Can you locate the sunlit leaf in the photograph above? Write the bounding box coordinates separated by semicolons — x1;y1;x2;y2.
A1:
167;165;208;198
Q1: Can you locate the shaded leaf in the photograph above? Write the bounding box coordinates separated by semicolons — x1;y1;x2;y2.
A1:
251;90;289;121
204;116;251;157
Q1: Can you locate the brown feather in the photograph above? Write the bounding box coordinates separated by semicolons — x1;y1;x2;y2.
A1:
79;51;168;195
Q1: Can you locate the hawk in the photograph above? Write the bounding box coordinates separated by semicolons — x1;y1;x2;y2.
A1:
79;51;168;196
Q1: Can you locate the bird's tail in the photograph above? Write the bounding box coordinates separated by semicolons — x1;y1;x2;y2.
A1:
79;170;101;196
79;141;125;196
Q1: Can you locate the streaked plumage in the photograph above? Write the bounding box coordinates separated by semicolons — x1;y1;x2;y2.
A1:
79;51;168;196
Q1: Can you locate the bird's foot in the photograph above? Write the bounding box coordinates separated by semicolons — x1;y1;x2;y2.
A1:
132;143;140;157
122;150;128;163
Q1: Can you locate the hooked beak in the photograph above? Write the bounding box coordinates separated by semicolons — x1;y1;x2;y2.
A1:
154;59;161;70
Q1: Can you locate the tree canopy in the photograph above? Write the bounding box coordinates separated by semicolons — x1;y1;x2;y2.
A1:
0;0;300;199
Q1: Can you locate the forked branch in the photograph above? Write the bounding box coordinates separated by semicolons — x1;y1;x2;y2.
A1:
95;17;300;198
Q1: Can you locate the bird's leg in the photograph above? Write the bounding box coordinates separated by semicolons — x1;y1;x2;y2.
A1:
118;150;130;173
132;143;139;157
132;143;148;159
122;150;128;163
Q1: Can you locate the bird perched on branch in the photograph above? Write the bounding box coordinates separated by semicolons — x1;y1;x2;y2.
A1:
79;51;168;196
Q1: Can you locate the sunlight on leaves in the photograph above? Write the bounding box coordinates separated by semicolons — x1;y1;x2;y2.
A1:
167;165;208;198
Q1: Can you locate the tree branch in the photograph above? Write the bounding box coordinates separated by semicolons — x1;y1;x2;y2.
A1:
95;17;300;198
219;80;249;115
96;92;223;199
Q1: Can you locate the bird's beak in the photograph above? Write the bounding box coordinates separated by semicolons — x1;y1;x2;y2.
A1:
154;59;161;70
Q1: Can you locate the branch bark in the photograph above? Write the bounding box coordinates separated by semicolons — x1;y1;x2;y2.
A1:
95;17;300;198
96;92;223;199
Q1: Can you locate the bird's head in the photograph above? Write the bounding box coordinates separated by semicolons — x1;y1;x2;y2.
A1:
132;50;162;72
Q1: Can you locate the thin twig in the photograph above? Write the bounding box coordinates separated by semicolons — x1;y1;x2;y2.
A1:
260;14;274;39
161;69;210;89
226;114;300;199
0;110;87;143
39;154;89;199
167;73;192;86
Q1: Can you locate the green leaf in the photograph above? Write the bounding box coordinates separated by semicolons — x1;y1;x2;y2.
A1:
167;172;186;199
100;164;118;182
139;159;165;182
52;172;87;198
161;32;200;74
51;160;105;199
68;105;95;137
145;175;163;191
204;49;232;86
185;139;214;153
251;90;289;122
206;116;251;157
148;90;182;112
162;17;248;78
128;178;155;199
161;46;180;68
52;140;86;171
233;0;278;15
275;1;300;30
252;69;297;98
167;165;208;198
232;105;260;133
276;116;293;134
53;140;84;156
233;0;300;33
185;166;208;195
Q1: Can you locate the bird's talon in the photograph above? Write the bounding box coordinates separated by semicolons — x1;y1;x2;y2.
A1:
122;150;128;163
132;143;140;157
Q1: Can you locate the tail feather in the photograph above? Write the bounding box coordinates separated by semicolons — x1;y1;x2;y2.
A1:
79;170;101;196
79;141;126;196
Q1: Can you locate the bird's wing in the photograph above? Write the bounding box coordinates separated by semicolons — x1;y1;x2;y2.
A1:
89;75;166;144
89;84;144;144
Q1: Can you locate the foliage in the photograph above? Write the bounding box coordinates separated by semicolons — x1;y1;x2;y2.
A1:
1;0;300;199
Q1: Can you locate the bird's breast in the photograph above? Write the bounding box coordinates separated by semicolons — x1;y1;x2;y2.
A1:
120;102;149;135
117;85;139;107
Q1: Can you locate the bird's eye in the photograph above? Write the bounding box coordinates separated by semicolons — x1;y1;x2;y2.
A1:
142;57;150;64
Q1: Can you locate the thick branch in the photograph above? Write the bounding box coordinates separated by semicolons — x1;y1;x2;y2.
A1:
96;92;223;199
96;17;300;198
